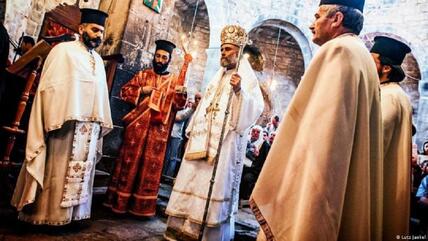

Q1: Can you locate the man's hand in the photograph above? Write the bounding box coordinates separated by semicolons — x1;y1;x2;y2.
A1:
230;73;241;93
142;86;153;95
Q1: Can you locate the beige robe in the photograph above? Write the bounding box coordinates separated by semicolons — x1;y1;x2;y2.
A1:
381;82;412;240
11;40;113;224
250;34;383;241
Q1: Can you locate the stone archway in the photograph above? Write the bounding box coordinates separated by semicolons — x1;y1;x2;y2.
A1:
250;18;313;69
247;19;306;124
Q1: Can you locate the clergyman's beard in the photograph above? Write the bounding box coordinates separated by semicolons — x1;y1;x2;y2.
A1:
153;59;169;74
220;57;236;69
82;32;101;49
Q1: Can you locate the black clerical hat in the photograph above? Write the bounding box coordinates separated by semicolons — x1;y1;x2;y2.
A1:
371;36;411;66
371;36;411;81
80;8;108;27
319;0;365;12
155;40;176;54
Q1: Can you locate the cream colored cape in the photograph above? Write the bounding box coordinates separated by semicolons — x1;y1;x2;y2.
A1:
11;40;113;211
251;34;383;241
381;83;412;240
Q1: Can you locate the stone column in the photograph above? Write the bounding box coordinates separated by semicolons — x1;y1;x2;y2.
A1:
98;0;132;56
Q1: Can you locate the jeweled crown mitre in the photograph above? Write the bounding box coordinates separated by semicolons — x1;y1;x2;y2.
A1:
221;25;247;46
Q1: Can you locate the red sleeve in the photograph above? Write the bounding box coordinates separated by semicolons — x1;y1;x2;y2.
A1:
120;71;146;106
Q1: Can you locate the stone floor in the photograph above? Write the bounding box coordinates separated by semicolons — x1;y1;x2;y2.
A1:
0;184;260;241
0;197;167;241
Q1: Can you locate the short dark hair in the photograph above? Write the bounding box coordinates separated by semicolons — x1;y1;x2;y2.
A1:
326;5;364;35
20;36;35;46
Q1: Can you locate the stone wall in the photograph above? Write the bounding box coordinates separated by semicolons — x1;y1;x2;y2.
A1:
175;0;209;95
4;0;100;60
98;0;132;57
249;25;304;120
27;0;99;37
4;0;31;59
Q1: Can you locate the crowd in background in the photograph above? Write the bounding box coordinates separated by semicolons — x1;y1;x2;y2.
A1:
413;140;428;234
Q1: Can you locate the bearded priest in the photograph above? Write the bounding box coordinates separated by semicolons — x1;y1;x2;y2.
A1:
164;24;264;241
11;8;113;225
104;39;192;217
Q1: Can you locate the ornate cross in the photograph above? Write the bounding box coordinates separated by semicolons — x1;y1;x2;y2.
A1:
205;102;221;118
72;163;82;173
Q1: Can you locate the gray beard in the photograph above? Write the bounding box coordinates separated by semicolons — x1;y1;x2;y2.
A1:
220;58;236;69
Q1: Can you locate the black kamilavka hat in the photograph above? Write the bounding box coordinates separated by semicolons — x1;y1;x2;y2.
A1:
80;8;108;27
371;36;411;66
371;36;411;81
155;40;176;55
319;0;365;12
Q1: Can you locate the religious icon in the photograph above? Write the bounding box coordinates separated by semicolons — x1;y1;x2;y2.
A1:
143;0;163;13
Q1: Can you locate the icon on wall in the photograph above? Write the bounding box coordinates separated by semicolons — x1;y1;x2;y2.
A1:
144;0;163;13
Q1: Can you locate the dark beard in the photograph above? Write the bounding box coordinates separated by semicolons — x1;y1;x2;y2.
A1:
152;59;169;75
82;32;101;49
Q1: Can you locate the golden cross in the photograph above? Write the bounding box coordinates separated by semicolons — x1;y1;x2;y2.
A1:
205;102;221;118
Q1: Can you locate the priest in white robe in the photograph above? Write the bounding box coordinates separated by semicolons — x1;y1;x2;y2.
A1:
371;36;412;240
164;25;264;241
11;8;113;225
251;1;384;241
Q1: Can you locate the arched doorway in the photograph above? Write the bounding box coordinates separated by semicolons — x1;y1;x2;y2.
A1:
248;19;306;124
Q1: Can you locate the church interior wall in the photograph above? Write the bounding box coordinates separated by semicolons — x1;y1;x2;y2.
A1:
3;0;99;60
1;0;428;176
248;23;304;124
203;0;428;145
